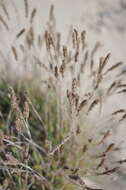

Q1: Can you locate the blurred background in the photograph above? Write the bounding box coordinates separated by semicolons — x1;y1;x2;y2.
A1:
1;0;126;61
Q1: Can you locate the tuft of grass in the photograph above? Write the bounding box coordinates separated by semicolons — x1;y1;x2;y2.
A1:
0;1;125;190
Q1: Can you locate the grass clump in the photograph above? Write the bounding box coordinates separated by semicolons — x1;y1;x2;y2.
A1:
0;1;126;190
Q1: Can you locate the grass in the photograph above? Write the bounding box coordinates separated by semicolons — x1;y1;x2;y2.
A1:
0;1;126;190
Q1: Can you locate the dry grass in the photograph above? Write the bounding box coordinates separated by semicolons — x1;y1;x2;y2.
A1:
0;1;125;190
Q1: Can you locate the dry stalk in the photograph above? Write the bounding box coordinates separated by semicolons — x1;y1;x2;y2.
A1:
0;14;9;30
